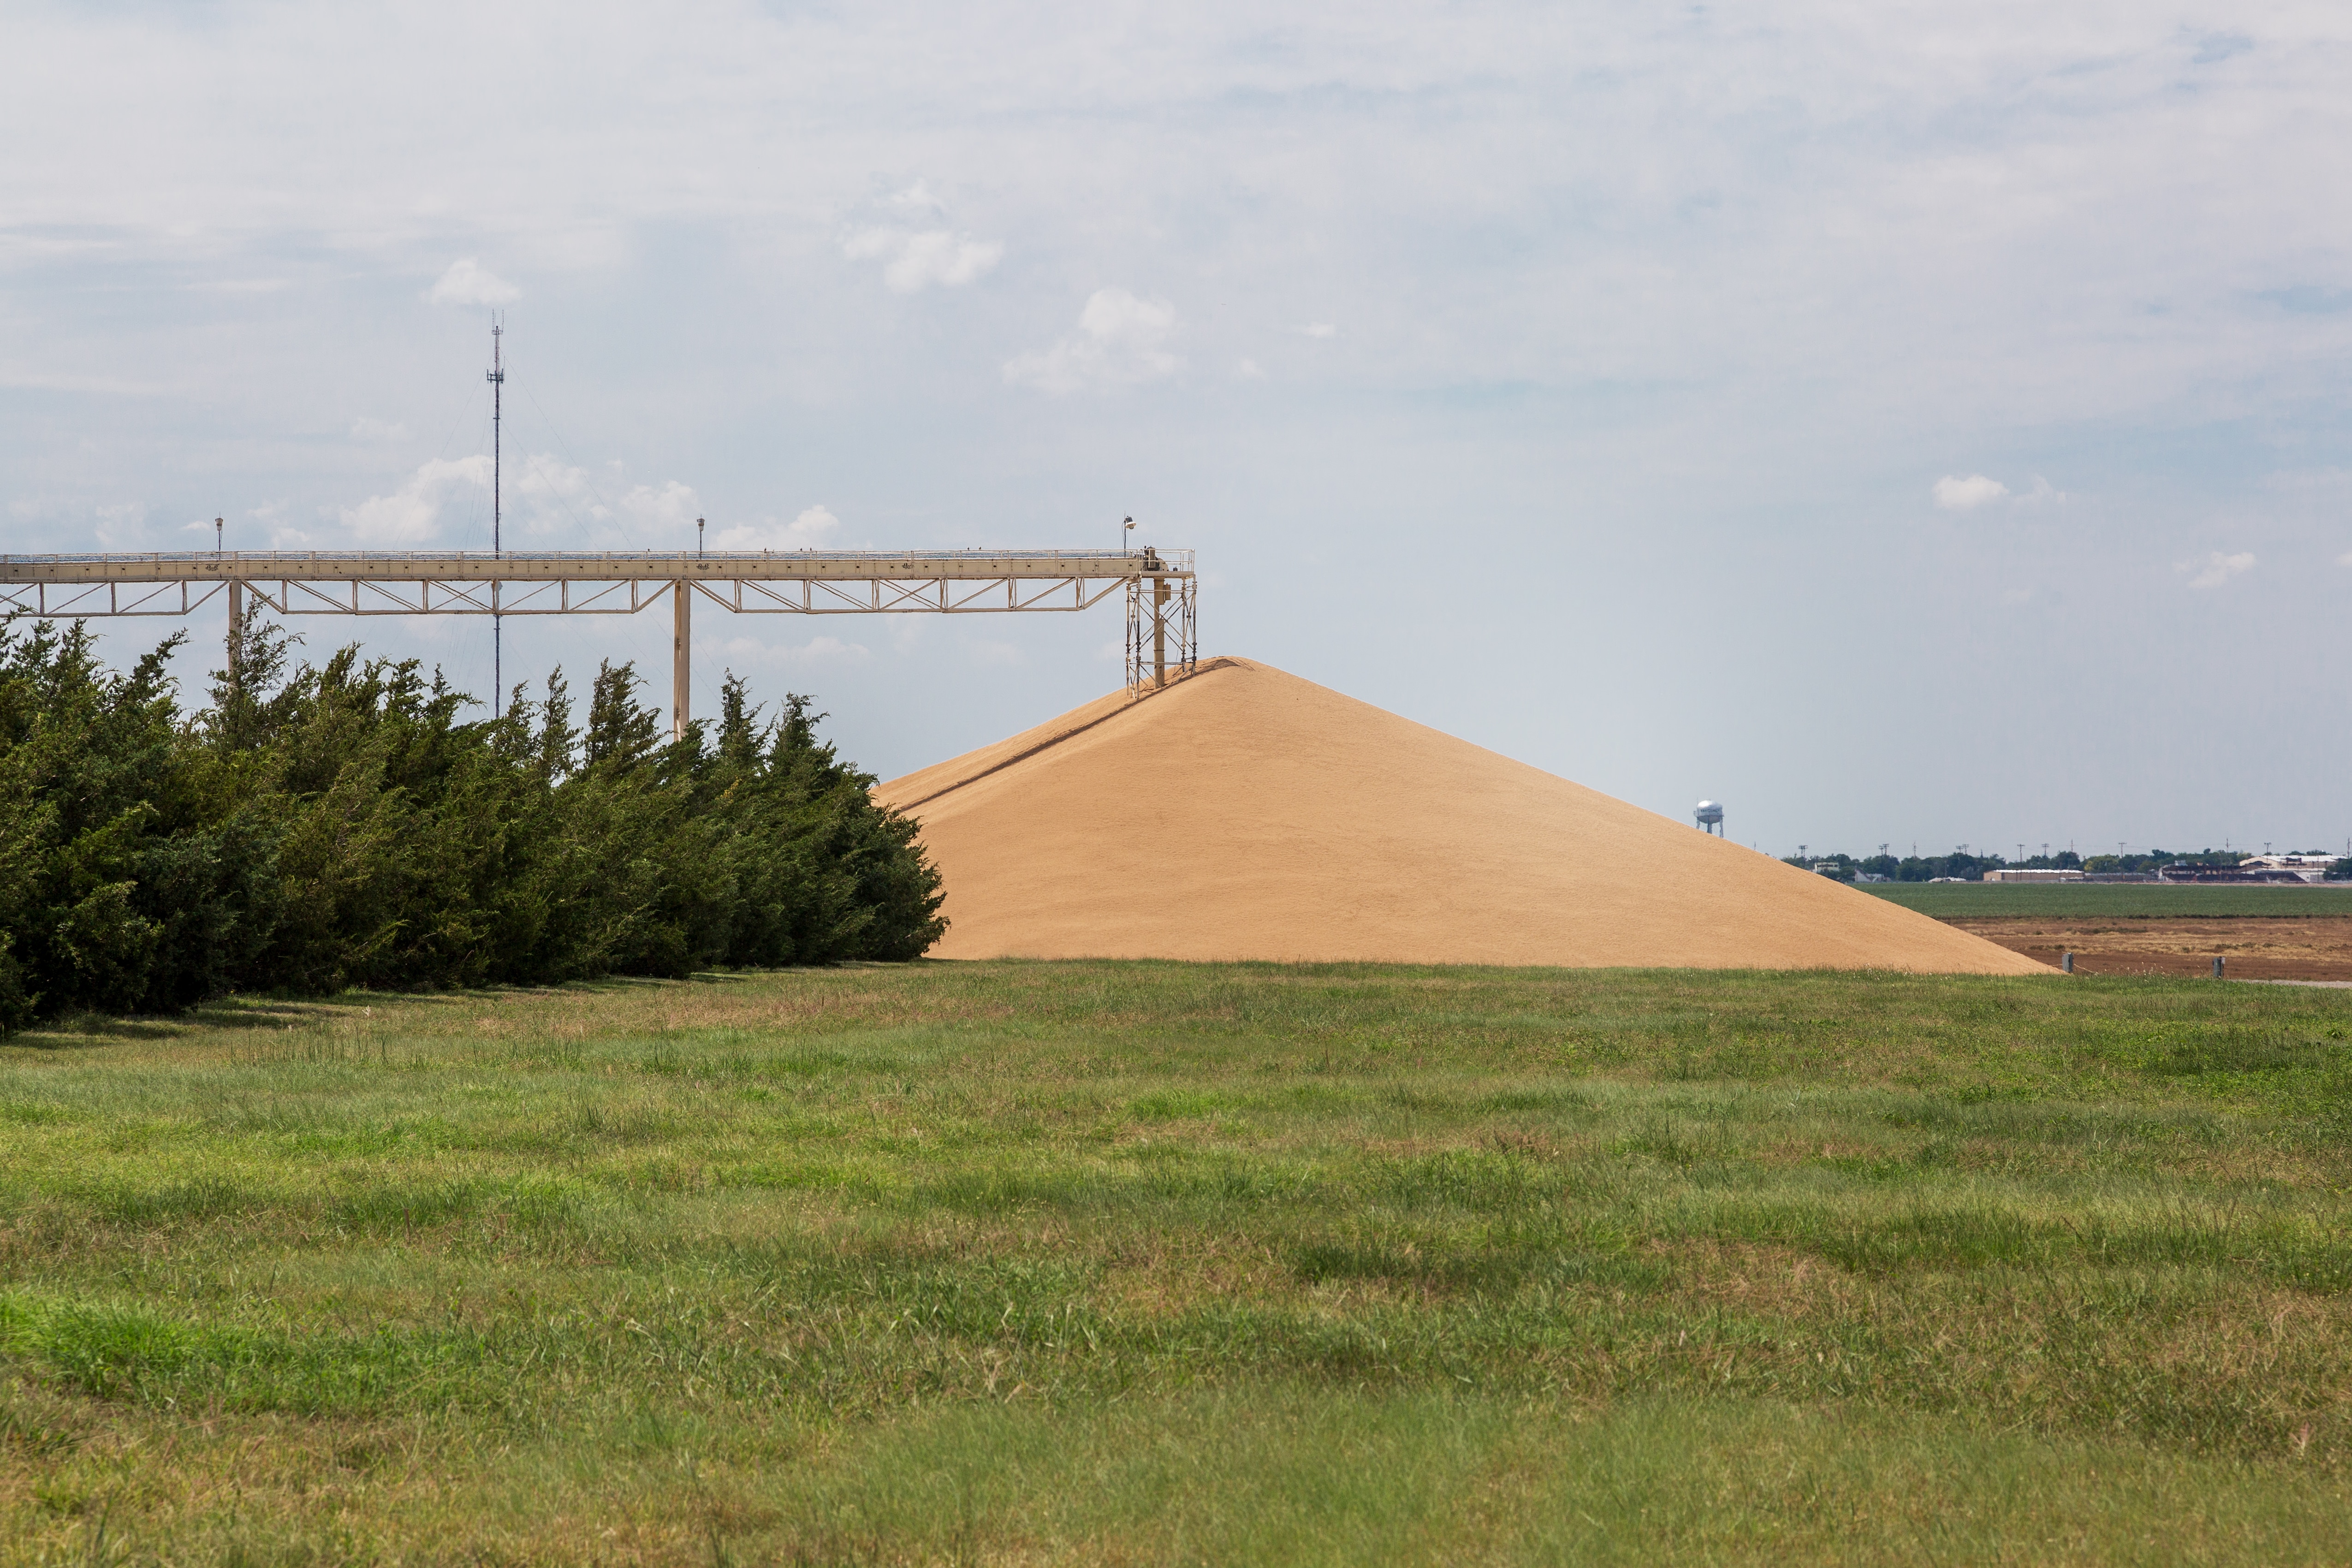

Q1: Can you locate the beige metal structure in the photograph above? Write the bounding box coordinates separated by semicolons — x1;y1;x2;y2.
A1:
1;546;1199;736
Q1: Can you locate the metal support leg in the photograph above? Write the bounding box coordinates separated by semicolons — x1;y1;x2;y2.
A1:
1123;576;1141;695
1152;577;1169;689
227;580;245;684
672;581;691;740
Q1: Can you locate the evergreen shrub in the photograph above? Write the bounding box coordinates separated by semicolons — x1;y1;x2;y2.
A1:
0;616;945;1024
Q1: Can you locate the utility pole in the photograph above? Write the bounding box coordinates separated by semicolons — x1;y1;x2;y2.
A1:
487;313;505;717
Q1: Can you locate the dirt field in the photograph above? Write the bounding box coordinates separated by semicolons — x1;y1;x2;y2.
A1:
1949;917;2352;980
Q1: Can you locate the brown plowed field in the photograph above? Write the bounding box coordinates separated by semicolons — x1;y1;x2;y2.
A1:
1948;917;2352;980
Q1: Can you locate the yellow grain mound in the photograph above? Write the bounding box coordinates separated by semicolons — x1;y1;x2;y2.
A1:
877;657;2047;974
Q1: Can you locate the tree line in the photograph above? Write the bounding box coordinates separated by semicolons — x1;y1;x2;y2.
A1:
0;617;946;1031
1784;848;2348;882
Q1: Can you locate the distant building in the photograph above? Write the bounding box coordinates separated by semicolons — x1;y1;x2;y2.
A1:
1983;868;2085;883
2235;854;2342;884
2156;860;2317;885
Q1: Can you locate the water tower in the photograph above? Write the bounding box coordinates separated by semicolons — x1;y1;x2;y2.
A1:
1695;800;1724;836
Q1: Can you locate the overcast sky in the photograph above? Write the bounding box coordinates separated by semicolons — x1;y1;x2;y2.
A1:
6;0;2350;858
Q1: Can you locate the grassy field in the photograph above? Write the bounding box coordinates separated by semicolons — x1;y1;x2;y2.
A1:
1859;882;2352;918
5;962;2352;1565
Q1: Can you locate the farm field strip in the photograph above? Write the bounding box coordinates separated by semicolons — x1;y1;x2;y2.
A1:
1861;883;2352;918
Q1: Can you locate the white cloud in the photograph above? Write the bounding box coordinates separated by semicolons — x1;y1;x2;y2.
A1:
338;451;701;549
2180;550;2256;589
350;416;410;441
843;227;1002;291
712;505;842;551
1004;288;1181;394
183;512;302;549
242;501;309;548
339;455;490;544
508;454;609;538
501;456;698;541
1236;357;1266;380
619;479;699;533
92;503;148;549
426;258;518;306
1298;322;1338;339
1934;475;2009;511
884;181;944;217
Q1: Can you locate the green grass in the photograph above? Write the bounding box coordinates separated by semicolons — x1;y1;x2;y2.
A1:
4;962;2352;1564
1859;882;2352;916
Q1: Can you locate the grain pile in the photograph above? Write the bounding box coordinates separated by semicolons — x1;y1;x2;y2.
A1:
878;658;2046;973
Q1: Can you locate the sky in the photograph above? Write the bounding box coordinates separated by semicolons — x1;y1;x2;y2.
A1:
4;0;2350;860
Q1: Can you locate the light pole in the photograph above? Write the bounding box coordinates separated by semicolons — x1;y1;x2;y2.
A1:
1122;516;1135;554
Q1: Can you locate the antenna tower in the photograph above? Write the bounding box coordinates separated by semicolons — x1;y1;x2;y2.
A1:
487;313;505;714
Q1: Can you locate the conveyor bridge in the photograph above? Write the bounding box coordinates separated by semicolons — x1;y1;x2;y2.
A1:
0;546;1199;735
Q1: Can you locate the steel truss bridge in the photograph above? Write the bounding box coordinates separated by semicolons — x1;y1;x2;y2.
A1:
0;547;1200;736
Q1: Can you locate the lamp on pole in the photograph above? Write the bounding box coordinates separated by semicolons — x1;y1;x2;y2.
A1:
1122;516;1135;554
